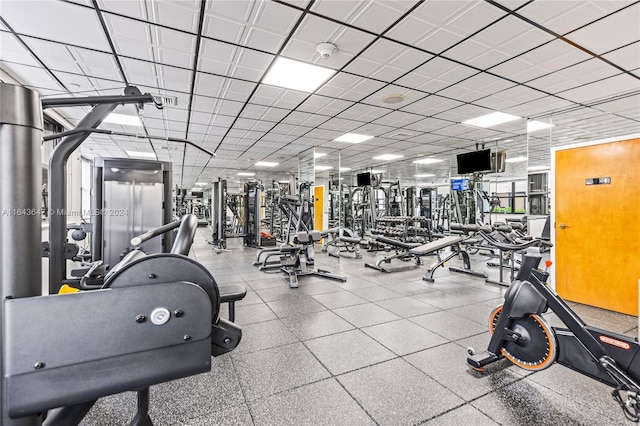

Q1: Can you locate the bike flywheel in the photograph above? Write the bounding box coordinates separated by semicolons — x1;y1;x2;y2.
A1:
489;305;557;371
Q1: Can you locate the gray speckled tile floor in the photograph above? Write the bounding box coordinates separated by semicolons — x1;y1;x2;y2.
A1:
80;229;636;425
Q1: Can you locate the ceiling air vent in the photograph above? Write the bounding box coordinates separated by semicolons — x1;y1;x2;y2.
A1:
151;95;178;107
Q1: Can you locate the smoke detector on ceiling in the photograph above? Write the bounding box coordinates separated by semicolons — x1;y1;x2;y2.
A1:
382;94;405;104
316;42;337;59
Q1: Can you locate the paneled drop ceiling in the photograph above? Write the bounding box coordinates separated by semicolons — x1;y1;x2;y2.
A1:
1;0;639;191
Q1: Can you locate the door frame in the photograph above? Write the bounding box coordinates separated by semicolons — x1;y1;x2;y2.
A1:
549;132;640;290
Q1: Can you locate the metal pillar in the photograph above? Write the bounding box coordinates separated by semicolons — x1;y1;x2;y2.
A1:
1;83;43;425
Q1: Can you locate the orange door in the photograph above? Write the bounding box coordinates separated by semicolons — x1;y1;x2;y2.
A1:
555;137;640;315
314;185;324;232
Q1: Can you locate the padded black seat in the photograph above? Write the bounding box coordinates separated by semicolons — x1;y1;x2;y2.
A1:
218;283;247;322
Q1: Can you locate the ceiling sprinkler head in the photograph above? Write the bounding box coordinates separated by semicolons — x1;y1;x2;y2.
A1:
316;42;337;59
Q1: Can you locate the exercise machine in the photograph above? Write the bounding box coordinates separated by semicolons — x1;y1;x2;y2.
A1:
211;178;227;250
0;83;242;426
467;254;640;422
280;231;347;288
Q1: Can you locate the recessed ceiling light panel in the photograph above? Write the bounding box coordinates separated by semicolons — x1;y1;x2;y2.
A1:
505;156;528;163
373;154;404;161
412;158;443;165
333;133;374;143
237;172;256;176
462;111;521;128
126;151;156;159
415;173;435;178
527;120;554;132
314;165;333;171
263;57;336;92
255;161;278;167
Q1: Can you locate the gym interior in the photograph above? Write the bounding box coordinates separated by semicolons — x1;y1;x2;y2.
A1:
1;1;639;425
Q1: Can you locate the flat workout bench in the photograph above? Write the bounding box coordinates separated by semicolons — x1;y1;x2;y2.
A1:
409;235;463;281
365;235;460;273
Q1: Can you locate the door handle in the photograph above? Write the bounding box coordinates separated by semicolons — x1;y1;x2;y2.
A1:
559;223;570;229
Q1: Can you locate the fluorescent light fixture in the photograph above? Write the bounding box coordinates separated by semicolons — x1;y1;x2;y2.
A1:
237;172;255;176
412;158;443;165
370;169;384;174
263;57;335;93
505;156;528;163
126;151;156;159
503;139;514;142
415;173;435;178
333;133;374;143
373;154;404;161
314;152;327;158
255;161;278;167
527;120;554;132
194;182;207;186
339;167;351;172
278;180;290;184
105;113;141;126
528;165;549;171
462;111;521;128
314;165;333;171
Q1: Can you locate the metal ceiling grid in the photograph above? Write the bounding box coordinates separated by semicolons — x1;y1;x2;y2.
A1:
0;0;638;190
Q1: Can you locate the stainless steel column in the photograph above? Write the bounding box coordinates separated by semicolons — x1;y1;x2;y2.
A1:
0;82;43;425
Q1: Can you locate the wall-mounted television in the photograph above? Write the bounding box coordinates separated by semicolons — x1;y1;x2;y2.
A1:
456;149;492;175
190;191;204;198
357;172;372;187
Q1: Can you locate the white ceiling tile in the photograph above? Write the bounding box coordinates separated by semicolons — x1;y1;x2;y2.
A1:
105;14;150;44
1;33;43;67
203;15;244;44
558;74;639;103
515;40;592;75
445;1;507;38
385;15;438;46
603;42;640;71
157;28;197;53
283;15;376;68
153;0;200;33
567;6;640;54
351;1;418;33
98;0;146;21
520;1;607;35
3;62;63;91
554;58;620;85
113;38;154;63
1;1;110;50
415;28;465;54
526;73;577;93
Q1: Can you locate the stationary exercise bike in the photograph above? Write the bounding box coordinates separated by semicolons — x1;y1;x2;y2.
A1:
467;254;640;421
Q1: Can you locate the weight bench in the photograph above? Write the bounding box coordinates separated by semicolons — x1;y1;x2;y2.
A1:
411;236;464;282
281;230;347;288
218;283;247;322
364;236;423;272
322;228;363;259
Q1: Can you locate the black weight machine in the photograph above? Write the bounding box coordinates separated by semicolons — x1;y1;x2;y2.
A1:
1;83;243;426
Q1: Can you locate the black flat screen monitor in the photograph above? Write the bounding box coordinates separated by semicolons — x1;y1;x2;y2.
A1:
357;172;372;187
457;149;492;175
191;191;204;198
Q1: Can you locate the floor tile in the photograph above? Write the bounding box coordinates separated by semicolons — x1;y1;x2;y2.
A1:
311;290;368;309
281;309;354;340
338;358;464;425
333;303;401;327
235;319;298;353
424;404;498;425
267;294;327;318
363;319;448;355
375;296;440;317
249;379;374;426
350;286;403;302
305;329;395;375
411;310;487;340
233;342;330;401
